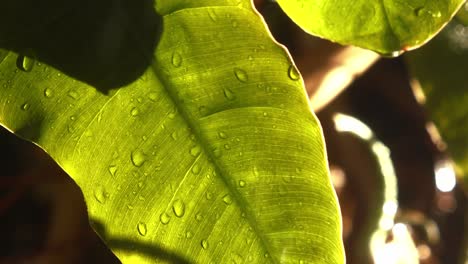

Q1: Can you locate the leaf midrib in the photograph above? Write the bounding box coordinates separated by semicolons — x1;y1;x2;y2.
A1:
151;5;279;264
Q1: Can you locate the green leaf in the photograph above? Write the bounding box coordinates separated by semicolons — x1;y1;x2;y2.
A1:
276;0;465;55
0;0;344;263
405;17;468;186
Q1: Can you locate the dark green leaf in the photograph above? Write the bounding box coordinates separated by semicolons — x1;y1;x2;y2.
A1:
405;16;468;186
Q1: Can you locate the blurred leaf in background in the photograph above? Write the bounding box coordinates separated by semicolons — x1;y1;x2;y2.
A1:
406;3;468;188
275;0;465;55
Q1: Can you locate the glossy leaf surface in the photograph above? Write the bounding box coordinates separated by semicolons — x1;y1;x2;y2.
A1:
406;14;468;186
276;0;465;55
0;0;344;263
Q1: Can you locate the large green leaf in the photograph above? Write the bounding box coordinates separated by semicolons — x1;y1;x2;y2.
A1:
0;0;344;263
276;0;465;55
405;14;468;186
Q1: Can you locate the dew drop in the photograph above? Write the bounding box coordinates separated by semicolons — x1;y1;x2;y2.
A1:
234;68;248;82
190;145;201;157
160;212;171;225
108;165;117;176
208;9;218;22
206;192;213;200
238;180;246;187
223;88;235;100
148;92;159;101
195;213;203;221
223;194;233;205
186;231;193;239
131;150;146;167
192;164;201;175
21;103;30;111
172;199;185;217
201;239;209;249
171;131;178;140
137;222;147;236
224;144;230;150
414;7;424;16
131;107;140;117
68;90;79;100
172;52;182;67
94;187;108;204
16;54;35;72
168;111;177;119
218;131;227;139
253;166;260;177
43;88;53;98
288;65;301;81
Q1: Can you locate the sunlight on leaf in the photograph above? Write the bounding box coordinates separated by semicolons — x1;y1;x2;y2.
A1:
0;0;344;263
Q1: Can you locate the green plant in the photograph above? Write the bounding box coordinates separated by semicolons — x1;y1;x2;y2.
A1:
0;0;466;263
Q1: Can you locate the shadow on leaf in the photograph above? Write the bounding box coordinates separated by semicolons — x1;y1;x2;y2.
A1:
0;0;162;93
91;219;193;264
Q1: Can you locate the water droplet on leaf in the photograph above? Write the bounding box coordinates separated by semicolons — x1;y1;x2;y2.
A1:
223;194;233;205
148;92;158;101
137;222;147;236
223;88;235;100
238;180;246;187
190;145;201;157
414;7;424;16
44;88;53;98
68;90;79;100
16;54;34;72
195;213;203;221
131;150;146;167
218;131;227;139
208;9;218;22
94;187;108;204
172;199;185;217
108;165;117;176
131;107;140;117
192;164;201;174
171;131;178;140
21;103;30;111
234;68;248;82
288;65;300;81
160;212;171;225
172;52;182;67
201;239;209;249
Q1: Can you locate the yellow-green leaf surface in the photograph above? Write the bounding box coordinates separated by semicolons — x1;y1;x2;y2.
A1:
0;0;344;263
276;0;465;55
406;12;468;187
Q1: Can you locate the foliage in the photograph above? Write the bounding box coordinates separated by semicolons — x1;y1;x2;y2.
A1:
0;0;343;263
0;0;466;263
276;0;465;54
